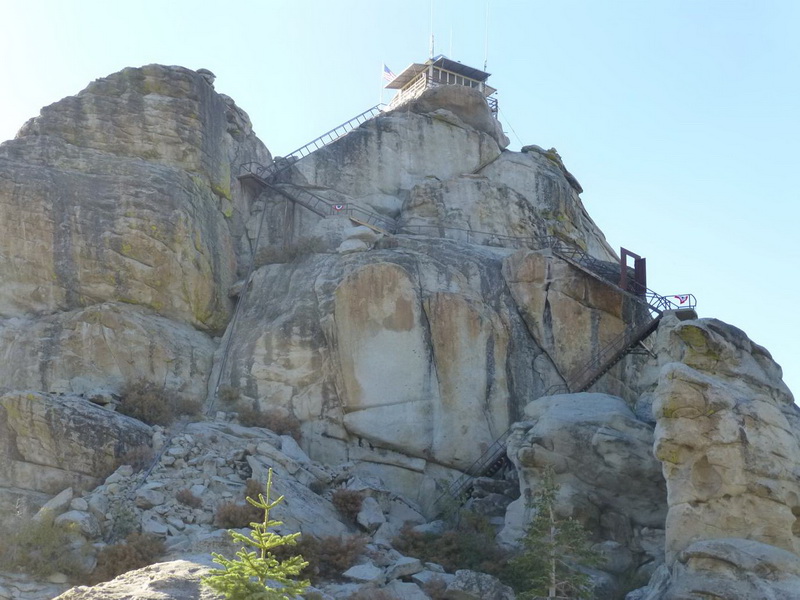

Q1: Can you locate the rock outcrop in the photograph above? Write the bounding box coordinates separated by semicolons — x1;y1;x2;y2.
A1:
0;65;268;331
652;317;799;561
0;391;151;511
1;64;798;600
502;393;666;592
625;315;800;598
53;559;221;600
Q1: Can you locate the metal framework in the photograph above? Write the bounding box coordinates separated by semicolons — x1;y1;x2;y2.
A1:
240;105;383;181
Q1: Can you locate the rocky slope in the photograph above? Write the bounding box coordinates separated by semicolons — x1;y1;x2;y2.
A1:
0;64;797;600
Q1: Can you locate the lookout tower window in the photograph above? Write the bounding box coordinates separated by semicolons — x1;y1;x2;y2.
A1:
384;54;499;118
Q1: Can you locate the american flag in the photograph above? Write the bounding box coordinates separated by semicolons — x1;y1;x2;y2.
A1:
382;64;396;82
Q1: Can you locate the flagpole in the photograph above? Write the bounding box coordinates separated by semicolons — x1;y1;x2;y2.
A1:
379;62;383;106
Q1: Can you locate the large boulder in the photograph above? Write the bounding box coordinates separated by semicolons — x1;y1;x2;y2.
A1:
628;539;800;600
668;538;800;599
501;393;666;585
53;559;222;600
213;238;531;512
405;84;510;149
0;64;269;331
0;391;151;507
0;303;215;399
651;317;800;563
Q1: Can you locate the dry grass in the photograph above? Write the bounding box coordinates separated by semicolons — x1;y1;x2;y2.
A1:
331;489;364;523
254;238;326;266
237;406;301;440
0;516;88;579
275;535;367;583
116;380;201;426
90;532;165;584
176;489;203;509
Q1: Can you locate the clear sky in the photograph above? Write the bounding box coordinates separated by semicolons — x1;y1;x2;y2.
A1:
2;0;798;396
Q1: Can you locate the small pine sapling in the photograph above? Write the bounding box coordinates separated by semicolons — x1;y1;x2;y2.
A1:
202;468;309;600
510;466;601;599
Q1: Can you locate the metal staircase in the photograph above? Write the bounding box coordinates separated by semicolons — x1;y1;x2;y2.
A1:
240;105;383;181
436;267;696;511
238;105;400;234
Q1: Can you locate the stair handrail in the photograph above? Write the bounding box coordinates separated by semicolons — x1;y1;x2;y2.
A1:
240;105;384;181
566;316;662;393
273;183;398;233
436;428;514;508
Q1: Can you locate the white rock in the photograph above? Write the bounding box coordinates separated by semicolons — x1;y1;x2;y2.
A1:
411;569;455;588
343;225;382;244
385;556;423;580
134;488;166;509
356;496;385;533
32;488;73;524
69;497;89;512
54;510;101;539
336;239;369;254
279;435;311;463
342;562;385;584
384;580;429;600
141;517;168;537
445;569;515;600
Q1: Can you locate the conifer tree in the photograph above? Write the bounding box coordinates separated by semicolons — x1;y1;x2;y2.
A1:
202;469;310;600
510;467;600;600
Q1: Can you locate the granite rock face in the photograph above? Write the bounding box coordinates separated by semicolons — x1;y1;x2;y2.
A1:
651;317;799;562
501;393;666;589
626;316;800;598
0;391;151;506
52;559;222;600
215;236;642;511
0;303;215;400
0;64;269;330
665;539;800;600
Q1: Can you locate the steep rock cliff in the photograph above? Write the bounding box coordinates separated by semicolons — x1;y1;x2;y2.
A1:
1;65;797;600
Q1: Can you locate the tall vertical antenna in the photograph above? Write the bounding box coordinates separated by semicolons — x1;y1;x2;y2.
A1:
483;0;490;70
429;0;435;58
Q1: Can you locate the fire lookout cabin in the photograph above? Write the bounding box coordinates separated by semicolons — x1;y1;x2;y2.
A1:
385;55;498;117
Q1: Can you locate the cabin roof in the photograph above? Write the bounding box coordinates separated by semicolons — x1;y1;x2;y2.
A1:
385;55;492;90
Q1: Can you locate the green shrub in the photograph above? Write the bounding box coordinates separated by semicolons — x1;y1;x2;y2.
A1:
202;468;309;599
331;489;364;523
107;502;139;541
0;515;88;579
117;380;201;426
91;532;165;584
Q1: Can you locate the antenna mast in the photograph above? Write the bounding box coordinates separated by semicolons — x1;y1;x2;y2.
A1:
429;0;435;58
483;1;490;70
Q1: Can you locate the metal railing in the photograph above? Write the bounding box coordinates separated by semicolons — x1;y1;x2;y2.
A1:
240;105;384;181
431;233;696;512
266;182;398;233
437;428;514;511
386;74;499;117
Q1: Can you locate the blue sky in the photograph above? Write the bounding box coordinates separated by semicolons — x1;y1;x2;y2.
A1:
2;0;797;396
